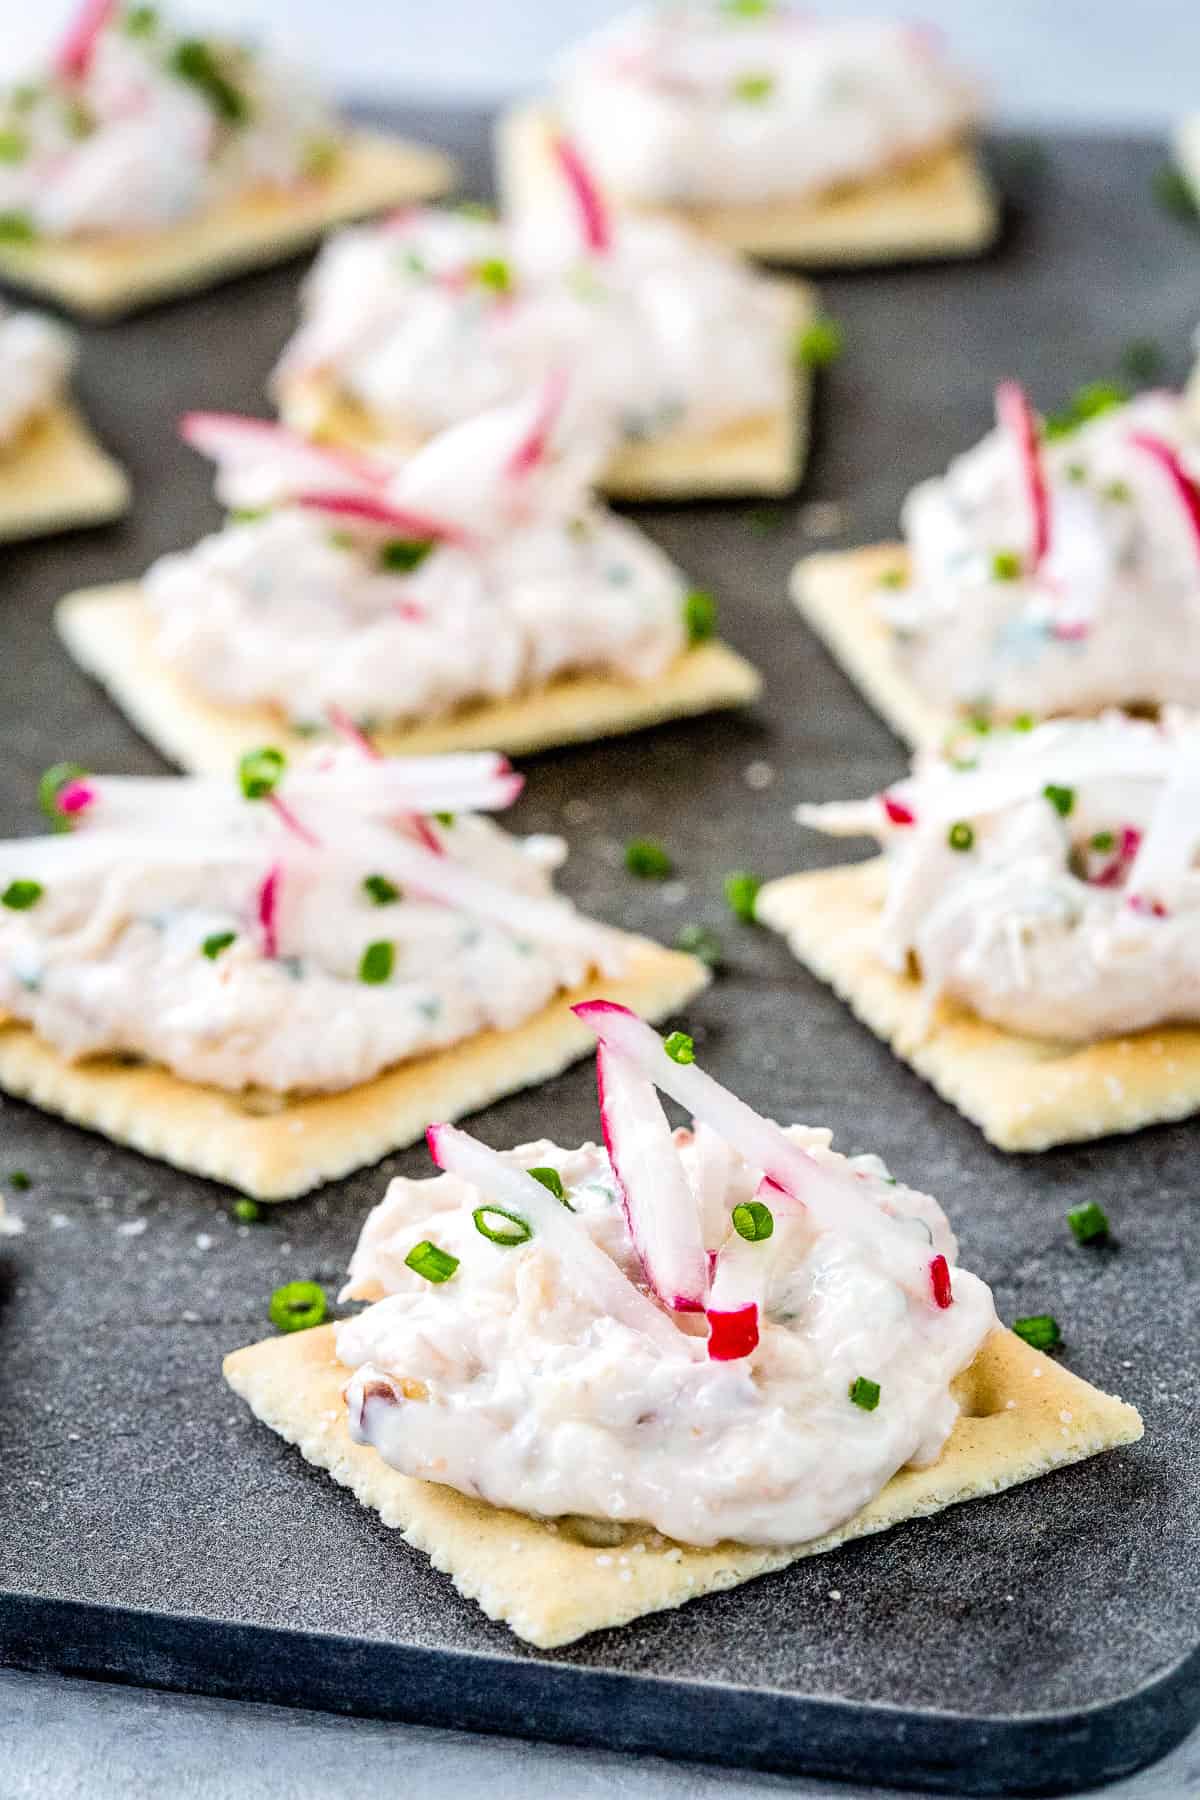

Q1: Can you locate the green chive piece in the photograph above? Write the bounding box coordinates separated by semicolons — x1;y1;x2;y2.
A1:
1012;713;1035;731
683;588;717;645
1067;1201;1110;1245
202;930;236;960
1120;338;1163;384
1012;1314;1062;1352
233;1197;263;1223
268;1279;327;1333
625;837;673;879
379;537;434;573
795;316;844;369
1152;164;1199;224
474;256;512;293
732;71;774;103
724;870;762;922
37;762;88;830
405;1240;459;1283
0;129;29;164
230;505;270;525
675;923;722;967
363;874;401;906
170;39;249;124
721;0;772;15
1103;479;1132;503
359;940;394;984
849;1376;881;1411
878;567;908;589
123;4;159;34
1066;461;1088;483
991;549;1022;581
1090;830;1115;852
327;527;356;549
433;811;455;827
947;820;975;852
732;1199;774;1242
457;199;496;220
664;1030;695;1065
473;1205;533;1246
1043;783;1075;818
238;745;286;801
2;879;42;911
1072;381;1128;423
747;504;784;534
8;1171;31;1191
527;1166;566;1203
0;212;36;244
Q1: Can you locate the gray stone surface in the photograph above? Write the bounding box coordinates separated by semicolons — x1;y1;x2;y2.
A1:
1;111;1200;1794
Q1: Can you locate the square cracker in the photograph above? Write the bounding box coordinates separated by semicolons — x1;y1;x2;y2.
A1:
223;1321;1141;1649
277;279;817;503
792;545;950;748
0;131;455;320
758;857;1200;1151
495;102;998;268
55;582;763;773
0;403;128;543
0;938;707;1200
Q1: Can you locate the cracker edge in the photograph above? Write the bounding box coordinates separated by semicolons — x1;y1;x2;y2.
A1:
758;858;1200;1151
222;1321;1141;1649
0;939;708;1200
55;582;762;772
0;403;129;542
0;130;455;319
494;101;998;266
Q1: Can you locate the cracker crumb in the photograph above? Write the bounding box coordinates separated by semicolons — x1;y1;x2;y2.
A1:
563;798;592;826
195;1232;213;1250
664;1547;683;1563
50;1213;71;1229
632;1541;646;1555
116;1217;147;1237
799;500;846;539
743;760;775;791
0;1212;25;1237
660;881;690;907
828;1589;842;1601
1059;1409;1073;1424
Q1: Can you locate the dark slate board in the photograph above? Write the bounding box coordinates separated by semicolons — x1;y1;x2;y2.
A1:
1;109;1198;1798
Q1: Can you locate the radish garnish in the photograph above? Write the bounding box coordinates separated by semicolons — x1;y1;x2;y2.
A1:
1128;432;1200;560
325;704;379;761
705;1179;782;1361
425;1124;686;1351
550;132;613;255
294;490;475;549
1125;754;1200;915
57;778;96;818
595;1044;708;1312
267;793;321;848
180;413;390;496
929;1254;953;1309
283;753;523;819
505;370;569;481
257;864;281;958
572;1002;946;1306
55;0;116;81
1093;824;1141;889
995;381;1050;569
882;794;916;826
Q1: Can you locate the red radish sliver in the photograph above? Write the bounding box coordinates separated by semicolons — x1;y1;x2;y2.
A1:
295;490;475;549
929;1253;953;1309
1093;824;1141;889
55;0;117;81
1128;431;1200;559
995;381;1050;568
257;864;281;958
505;370;570;481
267;793;321;848
426;1123;686;1351
180;412;390;494
705;1179;782;1360
706;1305;759;1362
882;794;916;826
550;133;613;254
57;779;96;817
572;1002;946;1306
595;1043;708;1312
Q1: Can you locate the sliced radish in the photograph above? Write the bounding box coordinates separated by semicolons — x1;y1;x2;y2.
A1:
267;793;321;848
294;489;475;549
595;1043;708;1312
57;778;96;818
323;707;445;855
1126;756;1200;913
55;0;117;81
572;1002;944;1306
995;381;1050;568
257;863;281;958
505;370;570;480
705;1180;781;1361
180;412;390;495
550;132;613;255
1128;431;1200;560
1093;824;1141;889
282;753;523;819
426;1123;686;1352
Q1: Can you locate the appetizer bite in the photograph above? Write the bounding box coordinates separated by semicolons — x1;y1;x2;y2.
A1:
0;754;707;1197
760;713;1200;1150
56;391;761;772
225;1004;1140;1647
0;302;128;540
0;1;453;317
496;4;995;267
794;384;1200;746
275;180;816;502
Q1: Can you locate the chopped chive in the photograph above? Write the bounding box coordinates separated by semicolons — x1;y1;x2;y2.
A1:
1066;461;1088;483
675;922;722;967
1043;783;1075;818
379;537;434;574
0;212;36;244
878;567;908;589
230;505;270;525
1067;1201;1110;1245
724;870;762;922
38;762;88;830
363;874;401;906
747;504;784;534
238;746;285;801
473;1205;532;1246
947;820;975;852
268;1279;327;1333
1120;338;1163;384
1072;380;1128;422
721;0;772;15
123;4;159;34
1012;1314;1062;1352
474;257;512;293
2;879;42;910
990;549;1022;581
405;1240;459;1283
8;1171;31;1191
1152;164;1199;224
683;588;717;645
626;837;673;879
527;1166;567;1204
457;199;496;220
233;1197;262;1223
794;316;844;369
433;811;455;827
1012;713;1035;732
0;129;28;164
849;1376;881;1411
1103;479;1132;503
359;940;394;984
664;1030;695;1065
732;71;774;102
170;39;249;124
1090;830;1115;852
732;1199;774;1242
970;715;992;736
202;930;236;960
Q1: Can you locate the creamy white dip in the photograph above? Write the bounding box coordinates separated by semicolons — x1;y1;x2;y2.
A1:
881;389;1200;723
552;4;978;208
275;204;795;445
0;750;622;1093
800;713;1200;1041
0;305;75;448
0;5;339;240
146;394;694;729
337;1124;995;1547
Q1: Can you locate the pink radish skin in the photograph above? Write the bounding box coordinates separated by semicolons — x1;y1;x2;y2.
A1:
595;1043;709;1312
180;412;390;494
294;490;475;549
1128;432;1200;559
324;707;444;856
550;133;613;254
506;371;570;480
995;381;1050;567
55;0;117;81
267;793;321;848
57;779;96;818
257;864;281;958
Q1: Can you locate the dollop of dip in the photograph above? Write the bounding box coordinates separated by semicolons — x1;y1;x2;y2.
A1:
0;3;339;240
880;386;1200;723
0;304;74;448
0;749;623;1093
337;1114;995;1547
800;713;1200;1041
274;202;795;446
146;393;696;729
551;4;977;208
